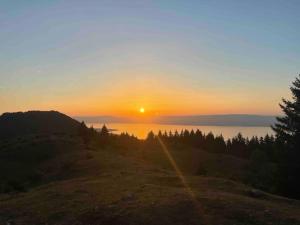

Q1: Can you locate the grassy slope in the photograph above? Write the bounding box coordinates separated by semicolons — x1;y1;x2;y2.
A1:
1;138;300;225
0;134;86;191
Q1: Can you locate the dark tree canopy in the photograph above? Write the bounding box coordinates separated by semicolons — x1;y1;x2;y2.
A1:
100;125;109;136
273;74;300;143
272;74;300;198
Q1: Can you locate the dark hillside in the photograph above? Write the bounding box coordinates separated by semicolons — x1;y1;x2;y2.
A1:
0;111;80;139
0;134;87;193
1;111;300;224
0;111;84;192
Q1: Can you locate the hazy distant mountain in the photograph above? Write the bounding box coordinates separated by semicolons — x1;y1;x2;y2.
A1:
0;111;80;139
75;116;133;124
154;115;277;127
75;114;277;127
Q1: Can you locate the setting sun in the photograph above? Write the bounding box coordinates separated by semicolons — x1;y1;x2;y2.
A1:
139;107;145;113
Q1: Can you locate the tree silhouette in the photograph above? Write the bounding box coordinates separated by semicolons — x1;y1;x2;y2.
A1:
273;75;300;142
78;121;91;146
100;124;109;136
272;74;300;198
146;131;155;141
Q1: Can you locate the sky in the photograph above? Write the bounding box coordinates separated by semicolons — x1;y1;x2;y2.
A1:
0;0;299;117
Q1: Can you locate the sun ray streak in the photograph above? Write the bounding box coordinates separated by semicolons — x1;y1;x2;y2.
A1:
157;136;209;224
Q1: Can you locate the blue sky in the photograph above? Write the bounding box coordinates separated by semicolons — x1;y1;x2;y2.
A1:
0;0;299;116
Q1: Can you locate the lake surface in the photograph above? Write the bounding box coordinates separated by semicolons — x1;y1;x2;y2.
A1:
87;123;274;140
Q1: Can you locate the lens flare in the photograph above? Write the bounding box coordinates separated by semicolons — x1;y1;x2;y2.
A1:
157;136;209;224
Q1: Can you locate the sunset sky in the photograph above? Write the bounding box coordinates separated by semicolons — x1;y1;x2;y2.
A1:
0;1;299;116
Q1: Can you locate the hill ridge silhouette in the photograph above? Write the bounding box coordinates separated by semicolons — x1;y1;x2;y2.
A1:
0;110;80;139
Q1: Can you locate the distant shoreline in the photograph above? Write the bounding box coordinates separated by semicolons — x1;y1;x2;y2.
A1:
76;114;277;127
88;122;271;128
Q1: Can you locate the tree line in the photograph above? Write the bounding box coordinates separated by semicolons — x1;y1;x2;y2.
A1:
79;74;300;200
146;129;279;160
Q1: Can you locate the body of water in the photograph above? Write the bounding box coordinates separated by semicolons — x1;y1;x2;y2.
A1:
87;123;274;140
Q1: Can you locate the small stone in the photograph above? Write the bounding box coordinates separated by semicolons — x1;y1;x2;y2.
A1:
6;220;15;225
122;192;135;201
247;189;265;198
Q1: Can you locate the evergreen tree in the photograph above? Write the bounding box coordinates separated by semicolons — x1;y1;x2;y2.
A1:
146;131;155;141
195;129;202;138
78;121;91;146
78;121;88;136
158;130;163;138
194;129;204;147
163;131;168;138
174;130;179;138
190;129;195;137
273;75;300;143
272;74;300;198
100;124;109;136
214;135;226;153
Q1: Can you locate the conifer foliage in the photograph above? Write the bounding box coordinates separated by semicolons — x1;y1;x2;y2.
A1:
273;75;300;143
272;74;300;198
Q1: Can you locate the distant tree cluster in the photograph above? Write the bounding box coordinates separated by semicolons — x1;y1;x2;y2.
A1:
147;129;279;160
78;123;140;150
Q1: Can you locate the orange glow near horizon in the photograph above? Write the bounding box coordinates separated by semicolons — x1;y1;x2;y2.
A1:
58;90;280;117
9;70;283;117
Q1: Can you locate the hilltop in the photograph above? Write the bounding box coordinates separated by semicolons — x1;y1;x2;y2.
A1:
0;111;81;139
